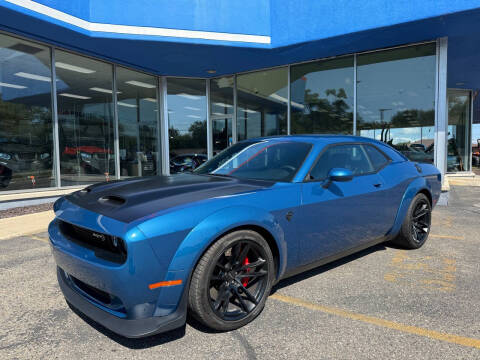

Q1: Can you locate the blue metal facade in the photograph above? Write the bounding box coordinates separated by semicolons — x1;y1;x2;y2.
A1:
1;0;480;78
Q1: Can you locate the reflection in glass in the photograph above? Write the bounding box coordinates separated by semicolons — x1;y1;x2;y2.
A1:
195;140;312;182
357;44;436;165
210;76;234;154
291;57;354;134
213;118;232;154
447;90;471;172
237;68;288;140
211;76;234;116
0;34;54;191
116;67;159;177
56;50;115;185
167;78;207;173
473;122;480;174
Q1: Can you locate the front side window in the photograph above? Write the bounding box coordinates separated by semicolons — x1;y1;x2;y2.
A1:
310;144;373;180
194;140;311;182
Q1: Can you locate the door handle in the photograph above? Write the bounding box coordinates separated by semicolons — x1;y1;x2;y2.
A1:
373;183;382;188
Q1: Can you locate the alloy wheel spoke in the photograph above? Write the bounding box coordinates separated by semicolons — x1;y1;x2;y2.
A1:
233;288;251;313
214;284;232;312
239;284;258;305
412;225;419;241
413;210;428;219
239;270;267;279
415;226;427;234
236;244;250;265
221;294;230;314
231;243;241;264
215;262;226;271
240;258;265;271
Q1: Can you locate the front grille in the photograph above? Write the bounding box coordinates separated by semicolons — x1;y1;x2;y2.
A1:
59;221;127;264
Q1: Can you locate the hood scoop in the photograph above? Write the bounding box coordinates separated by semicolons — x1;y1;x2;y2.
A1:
98;195;126;207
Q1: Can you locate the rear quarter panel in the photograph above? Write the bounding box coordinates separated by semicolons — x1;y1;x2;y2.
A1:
382;161;441;238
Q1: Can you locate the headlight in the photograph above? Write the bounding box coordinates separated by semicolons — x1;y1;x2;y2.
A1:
0;153;11;160
80;152;92;160
40;153;50;160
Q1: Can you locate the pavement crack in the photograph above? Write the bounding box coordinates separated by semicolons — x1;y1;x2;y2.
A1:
232;329;258;360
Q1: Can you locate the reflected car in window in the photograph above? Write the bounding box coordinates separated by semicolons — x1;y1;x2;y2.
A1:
0;137;52;188
62;145;114;176
49;135;441;338
170;154;207;173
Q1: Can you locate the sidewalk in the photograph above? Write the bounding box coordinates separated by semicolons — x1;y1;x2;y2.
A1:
447;176;480;187
0;211;54;240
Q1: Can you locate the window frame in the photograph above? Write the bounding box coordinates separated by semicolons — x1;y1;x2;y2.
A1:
304;142;392;182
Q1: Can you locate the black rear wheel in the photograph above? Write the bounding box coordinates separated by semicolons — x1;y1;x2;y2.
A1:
392;193;432;249
188;230;274;331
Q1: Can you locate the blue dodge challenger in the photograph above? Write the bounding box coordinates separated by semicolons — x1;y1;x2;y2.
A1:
49;135;441;337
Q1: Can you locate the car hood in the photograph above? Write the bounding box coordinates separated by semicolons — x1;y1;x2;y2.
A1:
65;173;273;223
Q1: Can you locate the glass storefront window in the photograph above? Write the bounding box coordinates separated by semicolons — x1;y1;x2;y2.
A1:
473;119;480;174
356;44;436;165
210;76;234;154
167;78;207;173
291;57;354;134
211;76;234;116
237;68;288;140
116;67;159;177
0;34;54;191
55;50;115;185
447;90;471;172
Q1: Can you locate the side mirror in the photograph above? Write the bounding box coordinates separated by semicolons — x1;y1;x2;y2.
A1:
323;168;353;187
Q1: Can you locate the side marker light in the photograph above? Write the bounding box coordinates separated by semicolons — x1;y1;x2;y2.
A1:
148;280;182;290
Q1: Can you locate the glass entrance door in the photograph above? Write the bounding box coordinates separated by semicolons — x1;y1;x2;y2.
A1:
212;118;232;155
447;90;472;172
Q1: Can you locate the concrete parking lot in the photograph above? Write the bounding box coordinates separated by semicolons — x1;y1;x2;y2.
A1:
1;186;479;359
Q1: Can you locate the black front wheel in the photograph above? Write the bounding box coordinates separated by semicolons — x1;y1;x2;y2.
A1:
392;193;432;249
188;230;275;331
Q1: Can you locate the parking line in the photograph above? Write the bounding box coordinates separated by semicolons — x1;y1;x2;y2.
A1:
270;293;480;349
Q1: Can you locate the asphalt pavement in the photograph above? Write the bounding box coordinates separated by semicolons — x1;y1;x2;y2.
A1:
1;186;479;359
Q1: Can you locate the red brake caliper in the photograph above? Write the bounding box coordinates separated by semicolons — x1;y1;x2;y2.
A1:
242;257;250;287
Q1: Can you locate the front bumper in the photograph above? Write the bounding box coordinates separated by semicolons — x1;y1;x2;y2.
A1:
57;267;187;338
49;200;189;338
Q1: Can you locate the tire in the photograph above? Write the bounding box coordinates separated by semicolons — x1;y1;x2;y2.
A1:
188;230;275;331
392;193;432;249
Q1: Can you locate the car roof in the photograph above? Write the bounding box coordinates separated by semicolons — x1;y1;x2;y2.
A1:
244;134;386;146
241;135;408;162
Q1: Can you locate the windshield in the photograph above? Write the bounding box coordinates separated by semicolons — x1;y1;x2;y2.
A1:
194;140;312;182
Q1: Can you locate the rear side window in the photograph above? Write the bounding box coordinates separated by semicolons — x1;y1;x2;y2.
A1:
363;145;389;171
309;144;374;180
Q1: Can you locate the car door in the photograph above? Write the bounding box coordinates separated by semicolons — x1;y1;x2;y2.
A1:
297;143;392;266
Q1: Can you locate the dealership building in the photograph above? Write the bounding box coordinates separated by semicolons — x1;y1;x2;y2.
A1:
0;0;479;194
